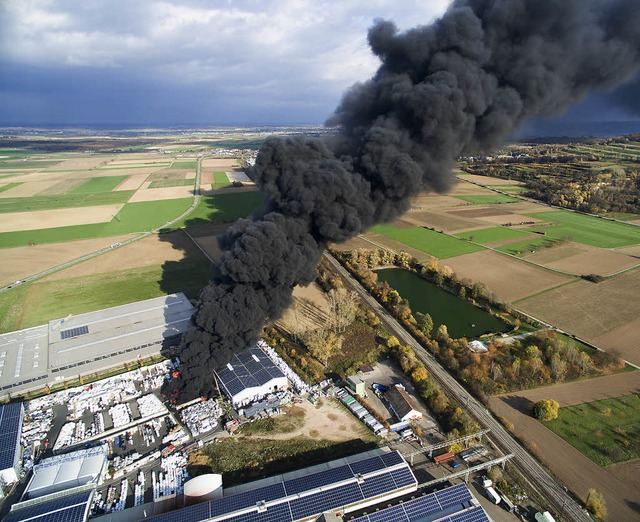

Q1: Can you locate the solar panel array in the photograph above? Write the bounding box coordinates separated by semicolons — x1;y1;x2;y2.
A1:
216;347;286;399
350;483;482;522
4;489;92;522
60;325;89;340
0;402;22;470
148;451;416;522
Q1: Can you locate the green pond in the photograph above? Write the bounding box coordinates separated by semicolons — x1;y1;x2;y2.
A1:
376;268;510;339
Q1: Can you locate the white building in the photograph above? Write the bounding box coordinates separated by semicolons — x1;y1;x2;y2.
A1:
384;385;422;423
215;344;288;408
469;340;489;353
25;445;107;499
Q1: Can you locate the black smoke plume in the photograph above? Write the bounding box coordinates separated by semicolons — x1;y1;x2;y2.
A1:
165;0;640;401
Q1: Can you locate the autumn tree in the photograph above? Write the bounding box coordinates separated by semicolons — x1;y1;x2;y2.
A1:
586;488;607;520
303;329;343;366
327;287;357;332
532;399;560;421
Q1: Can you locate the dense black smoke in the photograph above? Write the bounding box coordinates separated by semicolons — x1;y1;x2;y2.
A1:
165;0;640;401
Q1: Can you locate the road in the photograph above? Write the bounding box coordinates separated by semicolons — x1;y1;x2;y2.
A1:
323;252;591;522
0;155;205;295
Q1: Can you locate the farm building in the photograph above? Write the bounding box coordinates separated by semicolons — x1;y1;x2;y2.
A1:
0;293;194;400
24;446;107;499
5;485;94;522
145;448;417;522
468;340;488;353
384;384;422;423
0;402;24;486
214;344;288;408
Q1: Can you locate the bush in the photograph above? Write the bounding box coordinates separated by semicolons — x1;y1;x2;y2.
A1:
532;399;560;421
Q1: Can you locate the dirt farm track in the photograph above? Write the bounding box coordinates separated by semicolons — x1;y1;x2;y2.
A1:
489;371;640;521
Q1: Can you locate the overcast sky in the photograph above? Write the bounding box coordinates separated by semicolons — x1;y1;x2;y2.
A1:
1;0;639;129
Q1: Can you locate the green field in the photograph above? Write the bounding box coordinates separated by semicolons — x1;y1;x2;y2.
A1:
545;394;640;466
497;236;557;256
525;210;640;248
70;176;128;193
170;160;197;169
0;182;23;193
0;191;134;213
456;194;519;205
213;171;232;188
0;198;192;248
148;178;195;189
456;226;531;244
371;225;485;259
176;191;264;228
0;258;211;333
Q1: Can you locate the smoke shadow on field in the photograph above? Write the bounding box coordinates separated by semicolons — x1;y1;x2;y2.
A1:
626;500;640;515
155;229;217;369
501;395;535;415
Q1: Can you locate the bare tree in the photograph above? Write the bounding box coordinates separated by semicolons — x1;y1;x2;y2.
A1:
327;287;357;332
303;329;343;366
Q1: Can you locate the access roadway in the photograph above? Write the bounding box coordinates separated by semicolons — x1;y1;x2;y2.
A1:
323;252;591;522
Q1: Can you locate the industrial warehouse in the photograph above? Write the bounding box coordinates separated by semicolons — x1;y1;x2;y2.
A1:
0;294;194;399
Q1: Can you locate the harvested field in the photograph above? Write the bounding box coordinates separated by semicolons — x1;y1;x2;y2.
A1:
330;236;379;252
0;236;131;286
615;244;640;257
442;250;572;302
0;180;62;198
518;269;640;365
96;167;160;176
0;204;124;233
147;169;188;181
457;173;523;185
128;185;193;202
43;178;87;195
403;210;479;232
114;174;149;191
524;243;640;276
202;158;238;169
409;193;466;209
489;390;640;521
200;171;214;186
450;207;512;218
500;371;640;408
43;230;202;281
52;157;110;170
279;283;331;332
592;318;640;366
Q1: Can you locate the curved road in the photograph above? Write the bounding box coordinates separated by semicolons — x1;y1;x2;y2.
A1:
0;155;205;295
324;252;591;522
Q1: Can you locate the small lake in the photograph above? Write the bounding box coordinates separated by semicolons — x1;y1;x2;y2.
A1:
376;268;510;339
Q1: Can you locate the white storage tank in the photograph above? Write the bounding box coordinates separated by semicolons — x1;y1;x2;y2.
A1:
184;474;223;506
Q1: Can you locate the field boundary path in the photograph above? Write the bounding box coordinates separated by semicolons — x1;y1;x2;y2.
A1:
0;155;205;295
324;252;591;522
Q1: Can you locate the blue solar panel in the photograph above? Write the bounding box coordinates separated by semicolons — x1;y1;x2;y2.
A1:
390;467;417;489
216;347;285;401
5;490;92;522
349;456;384;475
284;464;353;495
402;494;441;521
146;501;210;522
445;506;490;522
367;504;407;522
359;472;398;499
435;483;472;510
60;325;89;340
0;402;22;470
223;502;293;522
379;451;404;467
289;482;363;520
210;483;287;519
